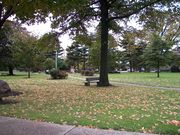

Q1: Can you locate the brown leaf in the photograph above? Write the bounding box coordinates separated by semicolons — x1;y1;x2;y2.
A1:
167;120;180;126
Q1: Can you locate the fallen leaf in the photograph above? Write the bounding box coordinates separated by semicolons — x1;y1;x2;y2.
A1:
167;120;180;126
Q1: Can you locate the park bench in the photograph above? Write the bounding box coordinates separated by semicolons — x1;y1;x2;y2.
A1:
84;77;99;86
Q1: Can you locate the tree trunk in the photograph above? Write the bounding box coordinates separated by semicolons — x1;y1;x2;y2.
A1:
83;56;86;70
129;59;133;72
8;66;14;76
98;0;110;86
157;60;160;78
0;4;13;29
77;61;80;72
28;68;31;78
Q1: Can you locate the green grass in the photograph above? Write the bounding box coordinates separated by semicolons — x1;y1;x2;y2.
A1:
70;72;180;88
109;72;180;88
0;72;180;134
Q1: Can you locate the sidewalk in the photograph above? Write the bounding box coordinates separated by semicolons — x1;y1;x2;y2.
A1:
0;116;156;135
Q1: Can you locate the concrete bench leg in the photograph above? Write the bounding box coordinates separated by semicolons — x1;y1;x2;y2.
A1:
85;82;90;86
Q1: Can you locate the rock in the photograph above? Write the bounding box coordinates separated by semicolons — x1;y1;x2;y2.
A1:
0;80;11;94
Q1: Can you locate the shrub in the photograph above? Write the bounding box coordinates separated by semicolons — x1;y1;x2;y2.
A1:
57;59;69;70
44;58;55;70
81;69;94;76
50;69;59;79
50;69;68;79
59;63;68;70
58;70;68;79
171;65;180;72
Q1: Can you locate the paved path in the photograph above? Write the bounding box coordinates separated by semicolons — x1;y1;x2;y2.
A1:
0;116;156;135
69;76;180;91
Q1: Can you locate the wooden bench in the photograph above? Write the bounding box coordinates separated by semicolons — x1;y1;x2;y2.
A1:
84;77;99;86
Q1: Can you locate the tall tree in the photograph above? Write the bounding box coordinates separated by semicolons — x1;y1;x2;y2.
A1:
73;34;91;70
66;43;88;71
12;29;40;78
89;32;119;72
37;32;64;69
120;30;136;72
0;21;22;75
143;34;173;77
140;9;180;43
120;29;147;72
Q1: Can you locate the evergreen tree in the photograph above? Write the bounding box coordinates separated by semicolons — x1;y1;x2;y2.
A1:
143;34;173;77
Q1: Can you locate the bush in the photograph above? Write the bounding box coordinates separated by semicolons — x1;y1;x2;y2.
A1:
58;70;68;79
50;69;68;79
50;69;58;79
171;65;180;72
59;63;68;70
57;59;69;70
44;58;55;71
81;69;94;76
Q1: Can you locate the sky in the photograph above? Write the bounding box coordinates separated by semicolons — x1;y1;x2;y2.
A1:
23;19;141;50
23;22;73;49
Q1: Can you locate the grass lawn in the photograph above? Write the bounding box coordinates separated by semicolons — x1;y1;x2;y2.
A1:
0;72;180;134
70;72;180;88
109;72;180;88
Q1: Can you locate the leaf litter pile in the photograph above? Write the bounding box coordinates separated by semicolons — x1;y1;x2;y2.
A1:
0;76;179;134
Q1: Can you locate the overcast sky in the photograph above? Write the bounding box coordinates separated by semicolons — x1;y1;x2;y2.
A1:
23;22;73;49
23;18;141;50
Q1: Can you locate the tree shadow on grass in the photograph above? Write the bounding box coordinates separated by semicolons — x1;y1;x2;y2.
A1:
0;91;23;105
0;73;27;77
0;99;20;105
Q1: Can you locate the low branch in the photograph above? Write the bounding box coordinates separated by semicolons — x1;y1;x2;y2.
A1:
0;6;14;29
0;3;2;19
171;26;180;42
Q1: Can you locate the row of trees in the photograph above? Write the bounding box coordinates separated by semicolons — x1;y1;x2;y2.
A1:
0;21;65;77
0;0;179;86
65;7;179;78
66;28;180;77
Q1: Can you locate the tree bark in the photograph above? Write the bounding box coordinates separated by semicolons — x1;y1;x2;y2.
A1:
28;68;31;78
83;56;86;70
77;61;80;72
129;59;133;72
8;66;14;76
98;0;110;86
157;60;160;78
0;4;14;29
